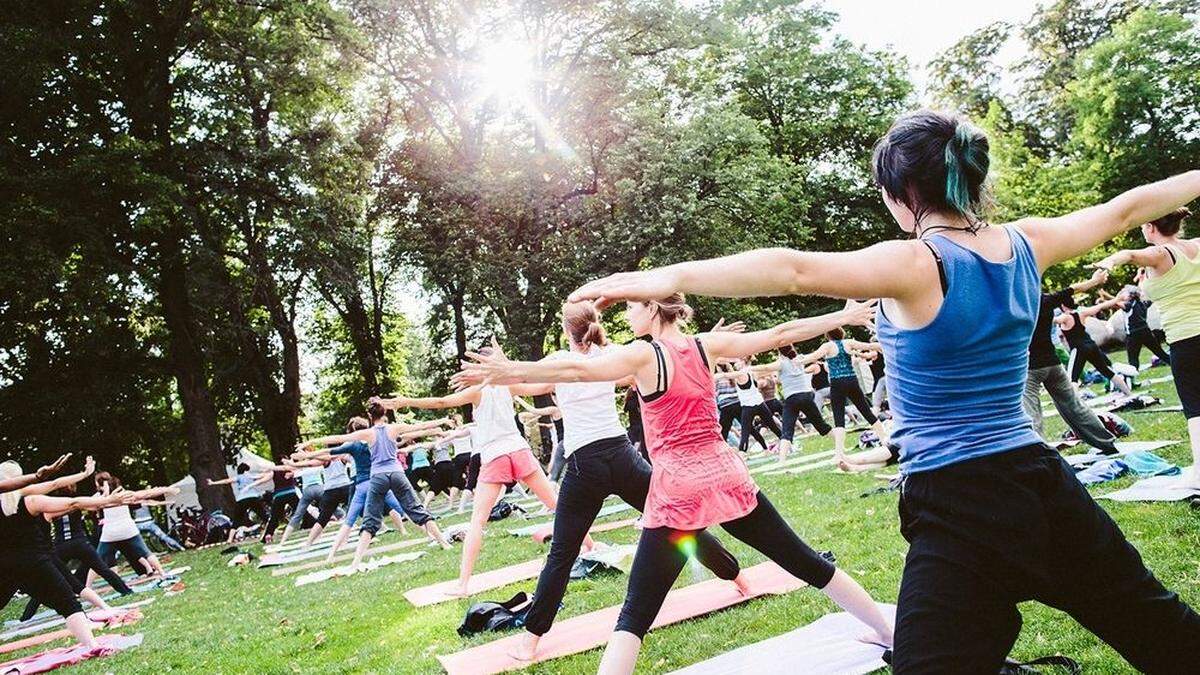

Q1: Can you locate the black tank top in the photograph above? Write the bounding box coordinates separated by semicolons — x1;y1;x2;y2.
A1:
0;497;54;559
1062;311;1092;349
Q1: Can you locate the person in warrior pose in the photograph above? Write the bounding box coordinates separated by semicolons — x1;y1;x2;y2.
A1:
460;298;892;673
375;372;590;597
1096;206;1200;488
566;111;1200;672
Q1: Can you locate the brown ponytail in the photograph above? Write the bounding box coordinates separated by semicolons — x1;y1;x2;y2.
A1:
1150;207;1190;237
562;301;608;349
645;293;693;326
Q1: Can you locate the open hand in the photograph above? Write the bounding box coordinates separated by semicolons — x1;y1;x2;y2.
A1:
568;269;680;310
36;453;73;479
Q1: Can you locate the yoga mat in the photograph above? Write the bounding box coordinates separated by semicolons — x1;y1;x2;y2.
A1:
507;502;634;537
1127;405;1184;414
264;529;376;554
1064;440;1180;468
258;542;368;568
749;450;835;475
0;606;144;656
437;561;806;675
0;633;143;675
404;558;546;607
670;604;896;675
294;551;426;587
271;536;426;576
86;566;191;597
1099;468;1200;502
0;600;155;642
532;517;639;544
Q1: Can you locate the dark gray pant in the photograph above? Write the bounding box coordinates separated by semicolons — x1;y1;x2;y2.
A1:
361;471;431;535
1023;365;1118;453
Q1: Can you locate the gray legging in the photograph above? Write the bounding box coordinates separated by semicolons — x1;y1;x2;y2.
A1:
1022;364;1118;453
288;483;324;528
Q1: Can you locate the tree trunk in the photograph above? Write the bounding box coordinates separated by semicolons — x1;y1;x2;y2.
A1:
158;249;232;514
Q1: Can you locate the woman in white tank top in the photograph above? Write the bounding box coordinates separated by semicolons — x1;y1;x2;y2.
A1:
378;356;568;597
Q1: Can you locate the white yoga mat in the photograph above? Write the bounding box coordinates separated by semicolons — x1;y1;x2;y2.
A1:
507;502;634;537
294;551;426;587
749;450;836;475
1099;468;1200;502
670;604;896;675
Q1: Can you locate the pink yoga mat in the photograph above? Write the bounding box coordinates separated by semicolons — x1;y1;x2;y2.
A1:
0;633;143;674
531;517;638;544
404;558;546;608
0;608;144;655
437;561;805;675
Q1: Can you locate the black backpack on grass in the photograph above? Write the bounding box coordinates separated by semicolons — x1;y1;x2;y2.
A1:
457;591;532;637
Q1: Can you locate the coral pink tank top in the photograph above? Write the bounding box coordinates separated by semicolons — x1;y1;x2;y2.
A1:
639;337;758;530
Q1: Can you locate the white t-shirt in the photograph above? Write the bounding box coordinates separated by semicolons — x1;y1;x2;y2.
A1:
473;385;528;465
452;430;475;457
99;504;140;542
234;473;262;501
551;347;627;456
322;458;353;489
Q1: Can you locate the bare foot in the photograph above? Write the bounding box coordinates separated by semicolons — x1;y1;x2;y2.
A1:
732;572;752;596
509;633;540;661
444;583;470;598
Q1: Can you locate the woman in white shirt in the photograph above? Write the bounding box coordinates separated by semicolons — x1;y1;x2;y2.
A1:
89;472;167;584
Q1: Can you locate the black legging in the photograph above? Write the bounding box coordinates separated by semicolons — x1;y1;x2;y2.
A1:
523;435;740;636
738;404;781;452
1125;329;1170;370
781;391;831;440
262;491;298;539
232;497;268;529
1069;341;1117;382
830;377;877;428
315;485;351;527
21;540;125;621
0;556;82;620
718;402;741;441
614;491;835;638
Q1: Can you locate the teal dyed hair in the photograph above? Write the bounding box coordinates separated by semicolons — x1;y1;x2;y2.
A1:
943;123;989;218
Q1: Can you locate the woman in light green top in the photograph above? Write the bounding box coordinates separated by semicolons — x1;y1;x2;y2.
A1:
1097;207;1200;487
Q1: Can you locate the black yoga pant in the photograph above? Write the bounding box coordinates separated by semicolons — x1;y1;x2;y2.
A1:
524;435;739;636
738;404;780;452
892;444;1200;673
1069;341;1116;382
24;545;112;621
0;556;83;620
614;491;835;638
430;460;456;495
764;398;782;417
263;492;298;539
718;403;741;441
451;454;471;490
315;485;351;527
409;466;436;493
465;454;482;491
780;391;831;440
233;497;268;529
1170;333;1200;418
829;377;877;428
1126;329;1170;370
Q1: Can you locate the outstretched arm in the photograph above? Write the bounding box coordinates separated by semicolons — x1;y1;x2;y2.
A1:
570;242;930;307
698;302;876;362
207;477;236;486
19;457;97;497
1094;246;1175;277
1077;297;1124;319
378;387;481;411
459;339;655;388
0;453;74;493
1015;171;1200;270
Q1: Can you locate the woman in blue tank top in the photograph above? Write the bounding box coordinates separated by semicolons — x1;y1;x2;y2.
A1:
569;111;1200;672
794;328;889;465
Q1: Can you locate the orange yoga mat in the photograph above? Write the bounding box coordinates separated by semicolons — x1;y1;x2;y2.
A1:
437;561;805;675
404;558;546;607
0;607;144;655
531;517;638;544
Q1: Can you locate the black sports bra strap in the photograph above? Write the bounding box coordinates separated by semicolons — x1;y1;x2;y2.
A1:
1162;245;1177;264
921;240;949;294
694;338;710;370
639;341;668;402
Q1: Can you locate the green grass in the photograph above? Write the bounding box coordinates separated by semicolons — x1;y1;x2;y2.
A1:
4;360;1197;674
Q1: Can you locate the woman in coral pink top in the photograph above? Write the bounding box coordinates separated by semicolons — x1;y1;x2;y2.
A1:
459;295;893;674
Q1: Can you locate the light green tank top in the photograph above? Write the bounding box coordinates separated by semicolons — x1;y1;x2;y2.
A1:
1143;242;1200;344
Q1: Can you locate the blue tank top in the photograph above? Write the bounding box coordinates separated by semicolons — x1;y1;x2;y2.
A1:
778;358;813;397
369;425;402;475
825;341;855;380
876;228;1043;474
